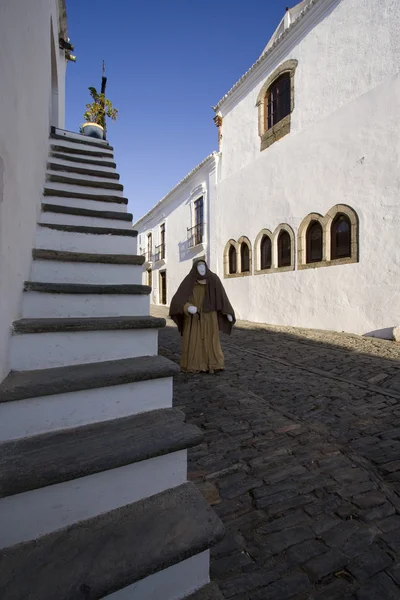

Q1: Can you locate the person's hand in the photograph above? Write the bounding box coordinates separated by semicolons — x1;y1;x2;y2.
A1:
227;314;233;322
188;306;198;315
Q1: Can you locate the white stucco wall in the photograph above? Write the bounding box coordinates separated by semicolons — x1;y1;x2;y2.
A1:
134;157;217;306
0;0;67;381
215;73;400;336
219;0;400;179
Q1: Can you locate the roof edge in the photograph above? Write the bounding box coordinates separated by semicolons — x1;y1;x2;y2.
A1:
213;0;325;112
133;152;218;228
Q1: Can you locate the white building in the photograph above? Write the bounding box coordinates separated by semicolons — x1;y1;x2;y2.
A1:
135;0;400;339
0;2;223;598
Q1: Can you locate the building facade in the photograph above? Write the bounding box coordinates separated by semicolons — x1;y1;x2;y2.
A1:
135;0;400;338
135;153;218;306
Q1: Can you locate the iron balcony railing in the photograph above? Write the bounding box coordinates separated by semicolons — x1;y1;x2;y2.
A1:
154;243;166;262
187;222;205;248
140;248;153;262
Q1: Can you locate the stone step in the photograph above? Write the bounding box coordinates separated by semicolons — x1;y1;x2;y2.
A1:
44;184;127;203
50;140;114;159
45;180;124;199
0;354;177;440
49;136;114;156
36;223;137;255
40;203;133;230
21;281;150;319
50;129;111;149
47;171;124;191
42;193;128;213
104;552;211;600
184;583;225;600
10;317;160;370
0;482;224;600
31;249;143;284
0;407;201;498
50;151;117;169
48;158;119;179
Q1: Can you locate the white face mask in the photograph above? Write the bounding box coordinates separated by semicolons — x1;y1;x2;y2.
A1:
197;262;206;277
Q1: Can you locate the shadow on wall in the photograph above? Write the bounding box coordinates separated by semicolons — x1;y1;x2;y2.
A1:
178;239;203;263
364;327;396;341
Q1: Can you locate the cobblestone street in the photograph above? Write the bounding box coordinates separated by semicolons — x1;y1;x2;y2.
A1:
152;307;400;600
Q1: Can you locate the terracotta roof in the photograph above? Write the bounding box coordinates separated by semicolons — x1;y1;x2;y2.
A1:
212;0;320;112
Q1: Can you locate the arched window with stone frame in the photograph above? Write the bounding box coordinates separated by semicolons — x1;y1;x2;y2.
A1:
224;240;239;277
257;60;298;151
306;220;323;264
326;204;359;265
229;245;237;274
238;236;252;275
260;234;272;270
272;224;295;271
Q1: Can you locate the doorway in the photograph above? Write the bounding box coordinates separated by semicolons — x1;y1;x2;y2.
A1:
159;270;167;305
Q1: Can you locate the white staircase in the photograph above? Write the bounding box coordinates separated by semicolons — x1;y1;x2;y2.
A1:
0;129;223;600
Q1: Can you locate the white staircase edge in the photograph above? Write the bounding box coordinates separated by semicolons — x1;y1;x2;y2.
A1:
36;226;136;255
103;551;210;600
0;450;187;548
11;329;158;370
0;377;172;441
30;260;142;285
42;196;128;213
40;211;132;230
45;181;123;198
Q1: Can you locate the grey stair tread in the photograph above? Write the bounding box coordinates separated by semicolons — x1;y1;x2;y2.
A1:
38;222;137;236
48;161;120;179
32;249;145;265
41;203;132;221
43;186;128;203
0;482;224;600
184;583;225;600
13;315;164;334
0;409;203;498
24;282;151;294
50;143;113;159
47;172;123;191
50;151;117;168
0;355;178;403
50;131;114;151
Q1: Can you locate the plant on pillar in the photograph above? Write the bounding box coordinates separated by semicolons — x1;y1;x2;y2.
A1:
80;86;118;139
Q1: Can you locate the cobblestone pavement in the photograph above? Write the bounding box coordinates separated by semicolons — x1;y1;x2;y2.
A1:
152;307;400;600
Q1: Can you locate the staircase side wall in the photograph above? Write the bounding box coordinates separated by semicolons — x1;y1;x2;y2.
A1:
0;0;67;381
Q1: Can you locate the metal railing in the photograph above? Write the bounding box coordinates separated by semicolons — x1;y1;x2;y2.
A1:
187;222;205;248
154;243;165;262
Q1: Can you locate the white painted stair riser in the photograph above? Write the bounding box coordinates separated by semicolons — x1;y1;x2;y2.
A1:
48;156;117;175
103;552;210;600
0;378;172;442
42;195;128;214
47;169;121;187
35;226;137;255
22;291;149;319
45;181;124;199
30;260;143;285
0;450;187;548
50;138;114;156
52;128;109;146
40;211;132;230
10;329;158;370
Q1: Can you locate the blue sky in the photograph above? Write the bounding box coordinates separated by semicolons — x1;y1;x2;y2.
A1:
65;0;291;220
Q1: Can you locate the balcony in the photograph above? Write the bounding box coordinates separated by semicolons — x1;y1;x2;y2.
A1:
154;243;166;263
140;248;153;266
187;222;205;249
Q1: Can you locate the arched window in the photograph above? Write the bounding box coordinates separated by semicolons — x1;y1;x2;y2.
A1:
260;235;272;270
228;245;237;274
306;221;323;263
240;243;250;273
278;231;291;267
265;73;291;131
331;214;351;259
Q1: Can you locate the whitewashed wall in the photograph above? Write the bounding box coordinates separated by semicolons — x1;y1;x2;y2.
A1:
135;156;217;306
215;73;400;336
0;0;67;381
219;0;400;180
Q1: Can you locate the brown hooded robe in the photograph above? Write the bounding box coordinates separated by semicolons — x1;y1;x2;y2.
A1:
169;260;235;373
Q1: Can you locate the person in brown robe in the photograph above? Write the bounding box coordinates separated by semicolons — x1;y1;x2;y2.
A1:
169;259;235;373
